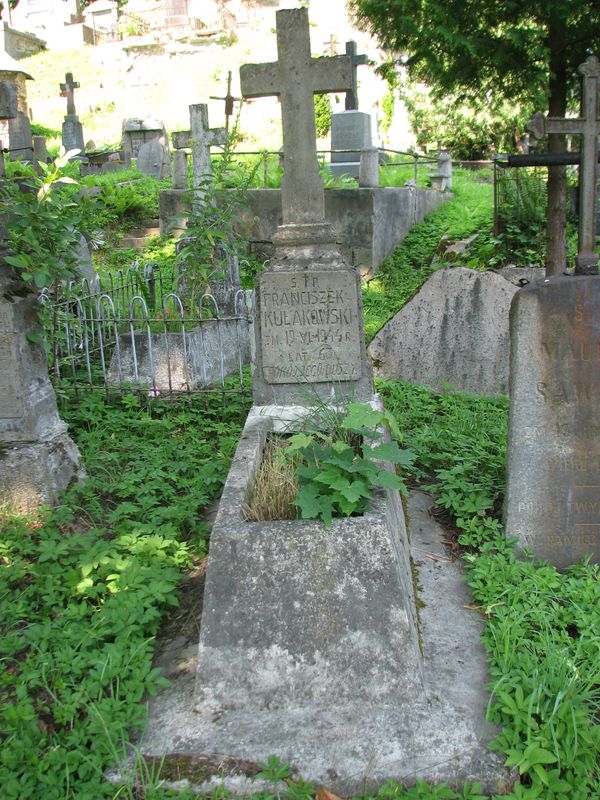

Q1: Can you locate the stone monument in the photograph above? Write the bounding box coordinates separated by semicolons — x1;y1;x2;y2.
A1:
171;104;226;209
59;72;86;157
134;11;505;794
330;41;372;179
136;138;169;179
505;54;600;568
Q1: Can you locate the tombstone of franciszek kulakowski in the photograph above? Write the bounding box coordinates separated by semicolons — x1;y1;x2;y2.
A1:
505;55;600;568
0;253;84;512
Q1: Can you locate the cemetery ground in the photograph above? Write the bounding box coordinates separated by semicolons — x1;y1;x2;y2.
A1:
1;166;599;800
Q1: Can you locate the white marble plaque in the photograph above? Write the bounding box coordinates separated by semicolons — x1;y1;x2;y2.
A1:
259;270;362;384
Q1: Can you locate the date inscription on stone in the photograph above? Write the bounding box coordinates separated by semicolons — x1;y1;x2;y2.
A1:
0;304;24;419
259;270;361;384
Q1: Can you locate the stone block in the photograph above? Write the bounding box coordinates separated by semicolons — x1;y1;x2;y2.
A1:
106;319;251;391
137;138;170;178
368;268;519;395
331;110;372;163
505;275;600;568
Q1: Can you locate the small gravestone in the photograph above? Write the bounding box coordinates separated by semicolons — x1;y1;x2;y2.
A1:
172;149;188;190
8;110;33;161
369;267;523;396
505;55;600;568
330;110;372;178
137;138;169;178
121;117;168;162
59;72;85;156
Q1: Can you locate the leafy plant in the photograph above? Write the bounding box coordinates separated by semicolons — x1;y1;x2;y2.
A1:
0;149;82;294
287;402;414;526
314;92;331;137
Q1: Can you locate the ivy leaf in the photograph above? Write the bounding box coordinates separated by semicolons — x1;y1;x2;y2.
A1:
371;469;403;489
363;441;415;467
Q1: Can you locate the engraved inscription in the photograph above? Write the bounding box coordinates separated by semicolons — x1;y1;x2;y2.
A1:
0;304;24;419
260;271;361;384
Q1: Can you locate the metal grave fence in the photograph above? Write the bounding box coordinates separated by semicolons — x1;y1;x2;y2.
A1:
39;262;253;398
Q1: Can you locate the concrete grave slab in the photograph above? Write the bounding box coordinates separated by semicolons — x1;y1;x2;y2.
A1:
369;267;519;396
121;480;507;795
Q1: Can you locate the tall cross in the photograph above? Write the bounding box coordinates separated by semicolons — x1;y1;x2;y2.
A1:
59;72;80;117
210;71;241;136
172;103;226;206
345;41;368;111
527;54;600;275
240;7;352;225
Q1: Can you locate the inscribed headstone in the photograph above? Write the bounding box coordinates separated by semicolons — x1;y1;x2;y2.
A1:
8;110;32;160
505;277;600;568
137;138;169;178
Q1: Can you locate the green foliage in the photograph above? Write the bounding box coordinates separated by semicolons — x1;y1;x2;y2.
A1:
0;389;250;799
0;150;82;295
399;78;531;160
287;403;414;526
313;92;331;137
362;169;494;340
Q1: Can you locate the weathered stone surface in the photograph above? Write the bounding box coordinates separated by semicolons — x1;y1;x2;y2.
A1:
121;117;167;161
127;446;507;794
358;145;379;187
106;318;251;391
61;115;85;154
369;267;519;395
505;275;600;568
8;110;32;161
0;263;83;511
172;149;188;190
253;267;372;404
0;80;17;119
496;266;546;286
330;109;372;178
137;138;169;178
258;270;362;384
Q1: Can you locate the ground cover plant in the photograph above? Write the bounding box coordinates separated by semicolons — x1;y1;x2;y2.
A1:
2;162;599;799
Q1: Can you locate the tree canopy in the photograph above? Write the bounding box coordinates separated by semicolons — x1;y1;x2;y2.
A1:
350;0;600;272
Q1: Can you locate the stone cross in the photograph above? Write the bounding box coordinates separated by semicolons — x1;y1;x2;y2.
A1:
60;72;80;117
527;54;600;275
323;33;338;55
210;71;241;136
172;104;226;206
345;41;368;111
240;7;352;226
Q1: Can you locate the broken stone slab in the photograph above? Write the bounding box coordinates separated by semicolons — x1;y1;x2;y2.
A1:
114;476;508;795
105;317;251;392
368;267;520;396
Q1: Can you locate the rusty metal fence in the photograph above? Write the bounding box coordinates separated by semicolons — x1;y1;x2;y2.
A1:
39;262;253;398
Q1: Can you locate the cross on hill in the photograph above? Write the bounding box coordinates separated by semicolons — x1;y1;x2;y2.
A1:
60;72;79;117
172;104;226;207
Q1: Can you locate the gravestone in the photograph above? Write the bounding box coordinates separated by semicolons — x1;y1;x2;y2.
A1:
172;149;188;190
135;10;506;793
121;117;168;163
60;72;85;156
505;55;600;568
368;267;529;395
137;138;169;179
0;249;84;512
330;109;372;178
7;110;32;161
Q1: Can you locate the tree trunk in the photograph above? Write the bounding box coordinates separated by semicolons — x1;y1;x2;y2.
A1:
545;21;567;276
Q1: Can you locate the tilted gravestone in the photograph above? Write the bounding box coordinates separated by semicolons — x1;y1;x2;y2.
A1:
505;55;600;568
368;267;538;396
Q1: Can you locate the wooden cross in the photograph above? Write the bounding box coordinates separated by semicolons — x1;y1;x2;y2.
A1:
172;103;226;206
209;71;241;136
59;72;80;117
345;41;368;111
527;54;600;275
240;8;352;225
